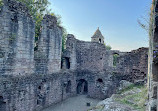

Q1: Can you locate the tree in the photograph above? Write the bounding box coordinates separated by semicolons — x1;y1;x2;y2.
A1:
0;0;67;52
106;45;112;50
16;0;50;41
104;43;112;50
137;1;155;38
16;0;67;52
0;0;3;7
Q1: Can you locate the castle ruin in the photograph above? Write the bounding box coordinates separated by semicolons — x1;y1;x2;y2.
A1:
0;0;148;111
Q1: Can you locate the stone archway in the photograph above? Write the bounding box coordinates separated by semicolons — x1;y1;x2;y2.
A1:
0;96;6;111
77;79;88;94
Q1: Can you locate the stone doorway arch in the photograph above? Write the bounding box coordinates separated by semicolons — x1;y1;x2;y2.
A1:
77;79;88;94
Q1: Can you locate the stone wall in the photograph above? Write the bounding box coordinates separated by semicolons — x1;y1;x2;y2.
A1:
0;0;149;111
116;47;148;83
0;73;76;111
0;0;35;76
0;70;119;111
35;15;62;74
63;35;111;72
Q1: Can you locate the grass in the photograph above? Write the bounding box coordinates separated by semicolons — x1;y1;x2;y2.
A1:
115;85;147;111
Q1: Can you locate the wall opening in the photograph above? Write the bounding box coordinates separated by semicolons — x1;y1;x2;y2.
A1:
97;78;103;83
66;80;71;93
77;79;88;94
36;81;48;106
65;57;70;69
153;86;157;99
99;38;101;43
96;78;104;88
0;96;6;111
113;53;119;67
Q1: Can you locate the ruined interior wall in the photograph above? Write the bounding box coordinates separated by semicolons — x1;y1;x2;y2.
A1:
0;71;117;111
0;72;77;111
0;0;150;111
76;41;107;72
35;15;62;74
0;0;35;76
116;47;148;83
64;34;77;70
64;36;109;72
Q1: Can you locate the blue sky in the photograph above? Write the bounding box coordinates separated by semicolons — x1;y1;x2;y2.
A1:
48;0;152;51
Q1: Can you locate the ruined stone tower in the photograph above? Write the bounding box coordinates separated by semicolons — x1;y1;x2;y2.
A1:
91;28;104;44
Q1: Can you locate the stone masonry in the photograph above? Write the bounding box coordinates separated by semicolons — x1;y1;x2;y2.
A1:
35;15;62;74
0;0;35;76
0;0;149;111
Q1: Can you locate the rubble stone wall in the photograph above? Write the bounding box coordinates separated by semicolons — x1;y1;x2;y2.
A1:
116;47;148;83
35;15;62;74
0;0;35;76
0;0;149;111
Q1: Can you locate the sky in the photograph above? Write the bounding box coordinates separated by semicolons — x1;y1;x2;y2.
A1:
48;0;152;51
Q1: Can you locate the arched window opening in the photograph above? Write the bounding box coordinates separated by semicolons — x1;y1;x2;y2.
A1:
77;79;88;94
99;38;101;43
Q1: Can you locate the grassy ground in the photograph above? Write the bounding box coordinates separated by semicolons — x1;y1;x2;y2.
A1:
88;84;147;111
115;84;147;111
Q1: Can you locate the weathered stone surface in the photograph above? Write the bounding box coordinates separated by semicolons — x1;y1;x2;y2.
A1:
116;47;148;83
0;0;149;111
35;15;62;74
0;0;35;76
118;80;133;91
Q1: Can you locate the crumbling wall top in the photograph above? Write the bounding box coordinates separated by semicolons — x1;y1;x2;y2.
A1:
42;14;58;27
3;0;30;15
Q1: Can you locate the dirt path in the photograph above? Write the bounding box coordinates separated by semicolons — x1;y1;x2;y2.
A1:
42;95;100;111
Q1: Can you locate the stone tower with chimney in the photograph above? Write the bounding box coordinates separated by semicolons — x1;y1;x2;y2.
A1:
91;27;104;44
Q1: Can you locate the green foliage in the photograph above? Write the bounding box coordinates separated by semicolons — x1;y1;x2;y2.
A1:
0;0;3;7
117;84;143;94
106;45;112;50
113;54;119;66
16;0;50;41
16;0;67;52
104;43;112;50
55;15;68;52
